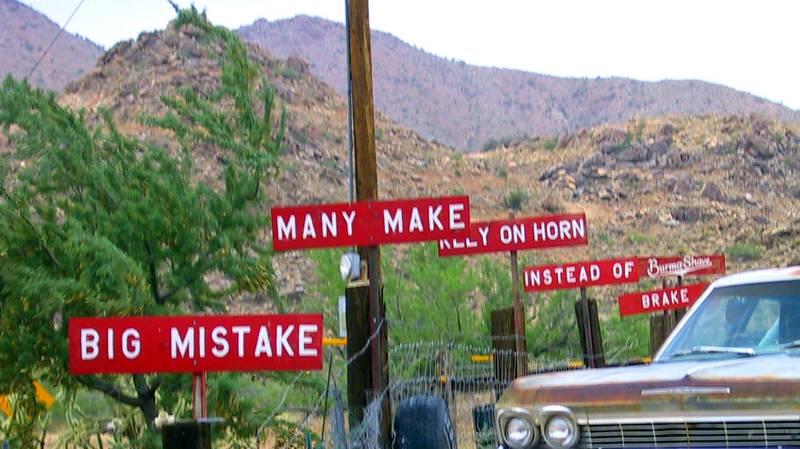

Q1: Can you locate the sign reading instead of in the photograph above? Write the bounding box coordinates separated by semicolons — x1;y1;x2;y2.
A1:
69;314;323;374
618;283;709;316
523;257;639;292
437;213;588;257
271;196;469;251
640;255;725;279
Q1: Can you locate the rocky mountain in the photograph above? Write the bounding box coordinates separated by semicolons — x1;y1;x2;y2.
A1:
0;0;102;92
237;15;800;151
4;13;800;307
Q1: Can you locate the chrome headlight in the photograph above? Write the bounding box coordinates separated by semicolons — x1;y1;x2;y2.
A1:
543;414;579;449
504;416;536;449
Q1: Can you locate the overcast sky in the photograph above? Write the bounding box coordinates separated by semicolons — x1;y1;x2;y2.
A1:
22;0;800;110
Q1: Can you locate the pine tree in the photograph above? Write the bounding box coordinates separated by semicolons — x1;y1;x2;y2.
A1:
0;8;284;446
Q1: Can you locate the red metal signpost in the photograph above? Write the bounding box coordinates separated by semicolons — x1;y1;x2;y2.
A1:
639;255;726;279
69;314;324;374
618;283;709;316
271;195;470;251
523;257;640;292
437;213;587;257
69;314;323;421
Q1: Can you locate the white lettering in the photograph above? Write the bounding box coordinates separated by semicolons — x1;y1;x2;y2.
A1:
342;211;356;236
277;325;295;356
277;215;296;241
477;226;490;246
428;205;444;231
211;327;229;358
532;222;546;241
409;208;423;232
302;214;317;239
546;222;558;239
122;329;141;359
512;224;525;243
171;328;194;359
232;326;251;357
81;329;100;361
449;203;466;230
299;325;318;357
321;212;337;237
572;219;586;240
107;328;114;359
198;327;206;358
384;209;403;234
254;326;273;357
500;225;512;244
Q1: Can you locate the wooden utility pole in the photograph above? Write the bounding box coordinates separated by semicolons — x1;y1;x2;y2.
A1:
508;214;527;377
345;0;391;447
579;287;594;367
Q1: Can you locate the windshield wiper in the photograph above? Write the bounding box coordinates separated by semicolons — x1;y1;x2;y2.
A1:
667;346;756;359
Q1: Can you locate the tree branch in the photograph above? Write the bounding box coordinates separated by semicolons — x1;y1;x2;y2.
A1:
147;375;162;395
143;242;163;305
132;374;150;397
4;192;61;268
76;375;142;407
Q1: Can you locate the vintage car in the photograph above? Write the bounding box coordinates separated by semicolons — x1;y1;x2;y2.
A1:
495;266;800;449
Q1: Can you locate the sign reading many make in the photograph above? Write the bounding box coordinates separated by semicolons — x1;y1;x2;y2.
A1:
618;283;709;316
69;314;323;374
438;213;587;256
640;255;725;279
524;257;639;292
271;196;469;250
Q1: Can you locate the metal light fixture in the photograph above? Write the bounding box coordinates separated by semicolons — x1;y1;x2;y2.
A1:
339;252;361;281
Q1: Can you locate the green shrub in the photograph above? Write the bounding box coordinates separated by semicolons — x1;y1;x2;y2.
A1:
502;189;528;211
726;243;764;262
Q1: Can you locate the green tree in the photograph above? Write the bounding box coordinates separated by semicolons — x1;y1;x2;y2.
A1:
0;7;284;446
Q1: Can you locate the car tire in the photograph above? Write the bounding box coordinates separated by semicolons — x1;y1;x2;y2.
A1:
393;395;458;449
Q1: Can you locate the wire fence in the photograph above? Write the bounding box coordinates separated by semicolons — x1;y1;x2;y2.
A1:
254;320;651;449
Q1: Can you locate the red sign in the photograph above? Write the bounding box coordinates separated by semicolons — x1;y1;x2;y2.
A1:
271;196;469;250
437;213;588;256
639;255;725;279
618;283;709;316
523;257;639;292
69;314;323;374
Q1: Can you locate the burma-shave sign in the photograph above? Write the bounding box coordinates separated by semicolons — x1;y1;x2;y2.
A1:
523;257;639;292
69;314;323;375
271;196;469;251
618;283;709;316
437;213;588;257
640;255;725;279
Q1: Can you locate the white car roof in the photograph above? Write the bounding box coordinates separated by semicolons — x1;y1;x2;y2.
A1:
712;266;800;288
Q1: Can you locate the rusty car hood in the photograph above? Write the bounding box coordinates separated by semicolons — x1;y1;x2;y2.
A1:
500;353;800;421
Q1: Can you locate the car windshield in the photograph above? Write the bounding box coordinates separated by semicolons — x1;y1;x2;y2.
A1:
659;280;800;361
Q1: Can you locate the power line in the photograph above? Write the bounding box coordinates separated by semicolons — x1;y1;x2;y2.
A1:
27;0;86;81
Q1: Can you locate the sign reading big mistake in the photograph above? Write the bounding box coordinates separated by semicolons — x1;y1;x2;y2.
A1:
69;314;323;374
271;196;469;250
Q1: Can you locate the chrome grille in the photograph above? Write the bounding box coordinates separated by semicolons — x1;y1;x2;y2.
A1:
580;421;800;448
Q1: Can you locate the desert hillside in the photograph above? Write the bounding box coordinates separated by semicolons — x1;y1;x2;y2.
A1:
238;15;800;151
0;0;102;92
